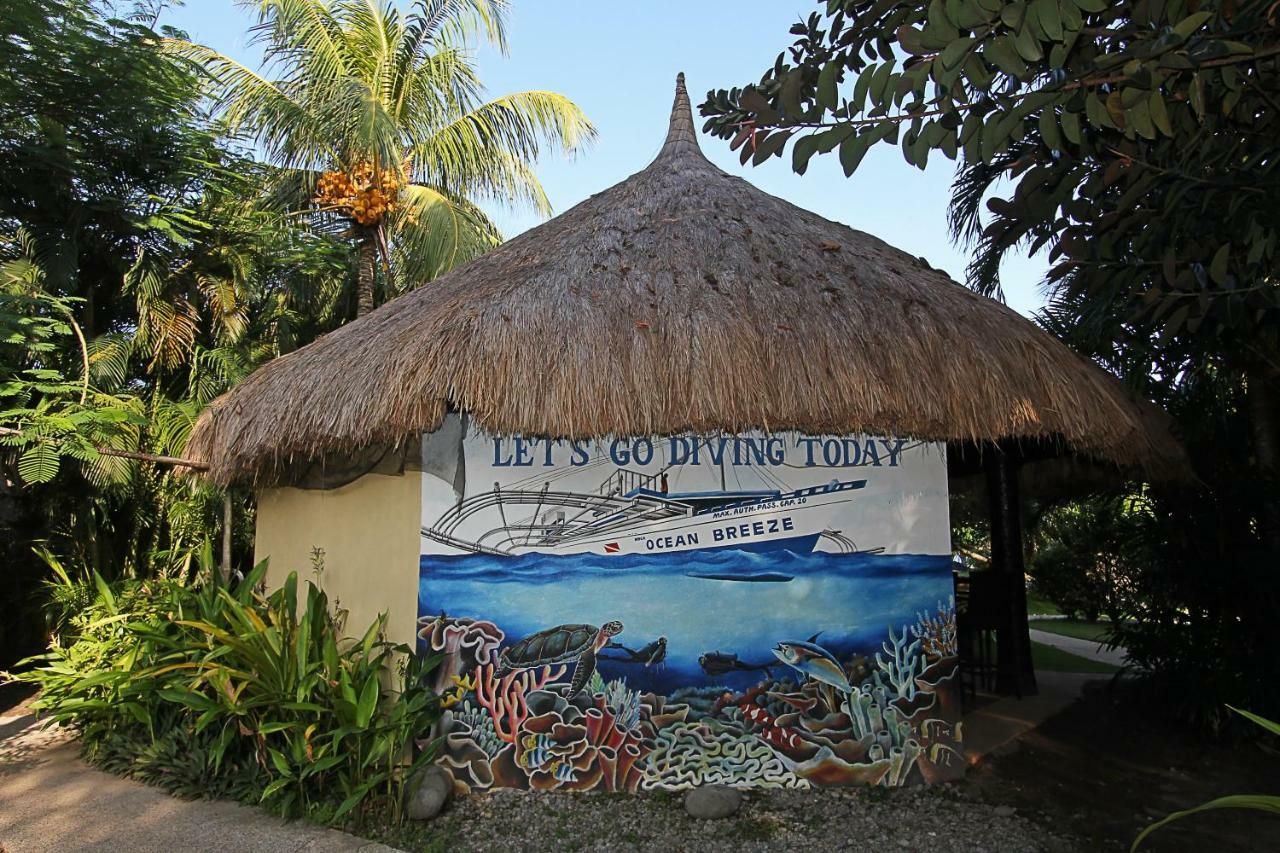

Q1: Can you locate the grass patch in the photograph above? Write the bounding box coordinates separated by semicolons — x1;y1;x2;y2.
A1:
1031;641;1119;674
1025;591;1062;616
1029;619;1114;643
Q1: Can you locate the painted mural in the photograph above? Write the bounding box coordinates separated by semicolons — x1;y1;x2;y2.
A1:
417;424;963;792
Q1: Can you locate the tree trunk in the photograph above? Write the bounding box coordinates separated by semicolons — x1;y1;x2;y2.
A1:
1247;364;1280;556
356;235;377;319
987;447;1038;697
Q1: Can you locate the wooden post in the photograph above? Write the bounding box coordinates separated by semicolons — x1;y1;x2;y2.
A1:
221;490;233;585
986;446;1038;697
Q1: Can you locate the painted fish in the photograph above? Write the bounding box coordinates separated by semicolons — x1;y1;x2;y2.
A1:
550;759;578;783
517;733;554;769
738;703;804;751
772;639;853;693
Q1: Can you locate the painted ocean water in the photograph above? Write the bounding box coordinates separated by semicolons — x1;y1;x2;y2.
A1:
418;549;953;694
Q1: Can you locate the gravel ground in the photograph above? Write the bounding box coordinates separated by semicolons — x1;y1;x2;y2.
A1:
379;785;1080;853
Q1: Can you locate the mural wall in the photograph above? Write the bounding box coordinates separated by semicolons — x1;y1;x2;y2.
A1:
418;423;962;792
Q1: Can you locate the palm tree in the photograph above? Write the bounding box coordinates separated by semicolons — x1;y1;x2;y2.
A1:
175;0;595;317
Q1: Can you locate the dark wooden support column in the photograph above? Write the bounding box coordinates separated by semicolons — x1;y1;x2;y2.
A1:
986;446;1038;696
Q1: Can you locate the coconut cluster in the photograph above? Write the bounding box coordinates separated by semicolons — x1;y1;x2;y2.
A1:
314;161;401;226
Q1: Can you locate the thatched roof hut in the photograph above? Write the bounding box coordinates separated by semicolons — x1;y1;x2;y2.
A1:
187;75;1183;486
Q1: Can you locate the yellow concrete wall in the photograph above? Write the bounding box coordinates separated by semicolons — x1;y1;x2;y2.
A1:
254;471;421;648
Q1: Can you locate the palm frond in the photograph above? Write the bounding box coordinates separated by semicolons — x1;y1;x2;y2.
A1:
409;91;595;208
389;183;500;285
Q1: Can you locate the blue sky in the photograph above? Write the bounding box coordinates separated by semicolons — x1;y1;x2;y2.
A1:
163;1;1047;317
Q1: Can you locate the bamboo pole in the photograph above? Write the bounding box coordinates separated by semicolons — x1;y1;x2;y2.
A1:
221;490;233;584
0;427;209;470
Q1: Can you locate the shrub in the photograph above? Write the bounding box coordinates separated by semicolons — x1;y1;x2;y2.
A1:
1028;495;1149;624
9;554;439;828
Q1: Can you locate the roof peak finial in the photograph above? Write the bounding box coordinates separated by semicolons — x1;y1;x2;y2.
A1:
657;71;704;161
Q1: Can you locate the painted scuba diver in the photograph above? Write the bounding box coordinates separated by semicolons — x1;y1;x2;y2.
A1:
496;620;624;696
699;650;775;678
603;636;667;667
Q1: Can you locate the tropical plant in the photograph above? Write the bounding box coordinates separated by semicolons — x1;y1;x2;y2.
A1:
175;0;596;316
699;0;1280;544
1;2;362;670
698;0;1280;726
1029;494;1150;624
10;552;441;827
1132;707;1280;849
1;236;142;485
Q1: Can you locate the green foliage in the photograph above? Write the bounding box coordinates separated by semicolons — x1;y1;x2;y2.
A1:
702;1;1279;349
0;1;353;646
702;0;1280;729
1029;495;1149;623
12;554;441;828
1132;707;1280;849
173;0;596;309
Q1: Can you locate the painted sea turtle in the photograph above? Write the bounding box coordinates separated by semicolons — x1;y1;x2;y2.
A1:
497;620;623;696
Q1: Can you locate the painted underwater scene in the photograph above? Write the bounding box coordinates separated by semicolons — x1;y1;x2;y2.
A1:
417;549;965;792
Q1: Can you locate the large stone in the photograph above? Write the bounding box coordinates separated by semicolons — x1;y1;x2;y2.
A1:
407;765;453;821
683;785;742;820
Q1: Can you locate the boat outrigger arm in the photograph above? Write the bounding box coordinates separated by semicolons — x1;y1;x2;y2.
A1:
420;477;874;556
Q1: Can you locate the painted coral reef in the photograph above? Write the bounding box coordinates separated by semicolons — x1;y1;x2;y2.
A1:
421;599;963;794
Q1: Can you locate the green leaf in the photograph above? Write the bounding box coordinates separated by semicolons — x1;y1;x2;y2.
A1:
260;777;292;802
18;444;60;484
268;747;294;778
1038;108;1062;151
751;129;791;166
1209;244;1231;284
984;36;1028;77
897;25;928;56
355;675;379;729
791;133;821;175
1031;0;1063;41
927;0;960;41
816;61;840;111
940;37;975;71
1228;706;1280;736
853;64;877;111
1132;795;1280;851
1001;2;1027;28
869;60;898;106
1172;11;1214;39
839;132;872;177
1013;26;1044;62
1059;110;1081;144
1148;91;1173;136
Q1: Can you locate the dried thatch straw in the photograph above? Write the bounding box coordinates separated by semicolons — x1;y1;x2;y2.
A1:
187;74;1185;486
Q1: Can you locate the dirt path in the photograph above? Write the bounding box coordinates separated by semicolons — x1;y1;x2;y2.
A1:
0;705;398;853
966;681;1280;852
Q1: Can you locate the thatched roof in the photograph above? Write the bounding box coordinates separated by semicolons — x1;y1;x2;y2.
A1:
187;74;1185;486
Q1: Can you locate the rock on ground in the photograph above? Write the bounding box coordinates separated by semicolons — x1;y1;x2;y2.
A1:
406;766;453;821
683;785;742;820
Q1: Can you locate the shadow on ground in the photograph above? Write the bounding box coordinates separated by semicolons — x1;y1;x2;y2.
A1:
967;680;1280;852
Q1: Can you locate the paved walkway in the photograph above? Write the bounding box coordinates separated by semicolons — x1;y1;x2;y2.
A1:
1028;627;1129;668
0;707;403;853
962;670;1101;763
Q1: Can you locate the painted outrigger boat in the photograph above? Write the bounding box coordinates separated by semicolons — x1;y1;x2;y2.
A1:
421;468;870;557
